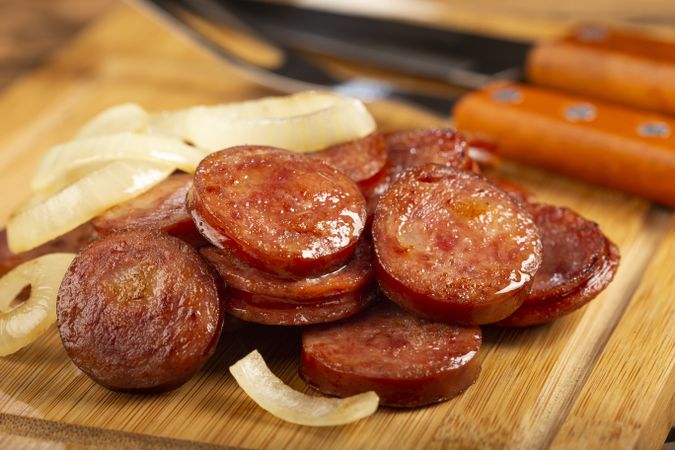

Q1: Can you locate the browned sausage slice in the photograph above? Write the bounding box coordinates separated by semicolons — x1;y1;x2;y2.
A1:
373;165;542;325
486;176;535;204
526;203;607;302
226;283;376;326
92;173;203;245
362;128;471;217
57;230;224;392
384;128;472;173
496;239;619;327
309;132;388;185
300;301;482;408
188;146;366;277
0;223;96;277
201;238;373;301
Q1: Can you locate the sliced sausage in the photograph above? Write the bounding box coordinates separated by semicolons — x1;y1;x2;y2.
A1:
309;132;388;185
0;223;96;277
363;128;471;217
226;283;376;326
487;176;535;204
201;238;373;301
463;133;501;170
93;173;203;245
373;165;542;325
526;203;607;302
57;230;224;392
188;146;366;277
359;168;391;222
496;238;619;327
300;300;482;408
384;128;472;173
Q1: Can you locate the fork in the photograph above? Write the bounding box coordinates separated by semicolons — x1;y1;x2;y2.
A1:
137;0;460;115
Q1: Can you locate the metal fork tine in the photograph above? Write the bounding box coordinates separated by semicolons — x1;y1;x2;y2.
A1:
180;0;381;87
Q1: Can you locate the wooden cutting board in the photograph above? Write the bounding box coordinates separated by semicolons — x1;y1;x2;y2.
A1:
0;3;672;449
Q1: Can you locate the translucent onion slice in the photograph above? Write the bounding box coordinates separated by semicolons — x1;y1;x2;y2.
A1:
230;350;379;426
31;133;207;192
151;92;377;153
76;103;148;139
147;109;192;142
0;253;75;356
8;160;175;253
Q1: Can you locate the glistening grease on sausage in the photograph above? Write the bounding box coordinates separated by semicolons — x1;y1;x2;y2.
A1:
188;146;367;278
373;165;542;325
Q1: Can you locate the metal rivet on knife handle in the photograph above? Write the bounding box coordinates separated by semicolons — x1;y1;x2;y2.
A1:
492;88;522;104
576;24;608;42
637;122;670;138
564;104;597;122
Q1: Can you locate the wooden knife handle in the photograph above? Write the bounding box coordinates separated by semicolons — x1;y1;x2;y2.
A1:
527;24;675;116
453;82;675;207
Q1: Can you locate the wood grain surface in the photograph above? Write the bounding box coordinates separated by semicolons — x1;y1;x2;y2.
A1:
0;0;111;88
0;1;673;449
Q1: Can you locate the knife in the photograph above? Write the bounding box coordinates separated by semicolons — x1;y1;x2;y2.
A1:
225;0;675;116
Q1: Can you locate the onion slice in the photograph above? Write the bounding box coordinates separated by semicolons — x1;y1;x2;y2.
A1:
0;253;75;356
229;350;379;426
148;109;192;142
31;133;206;192
8;160;175;253
152;92;377;153
76;103;148;139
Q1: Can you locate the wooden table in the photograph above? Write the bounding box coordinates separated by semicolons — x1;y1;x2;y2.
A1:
0;1;673;449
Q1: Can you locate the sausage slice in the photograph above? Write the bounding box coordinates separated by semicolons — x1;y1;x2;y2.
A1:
373;165;542;325
300;301;482;407
200;238;373;301
362;128;471;217
384;128;472;173
188;146;366;277
57;230;224;392
92;173;203;245
226;284;376;326
526;203;607;302
497;238;619;327
487;176;535;204
309;132;388;185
